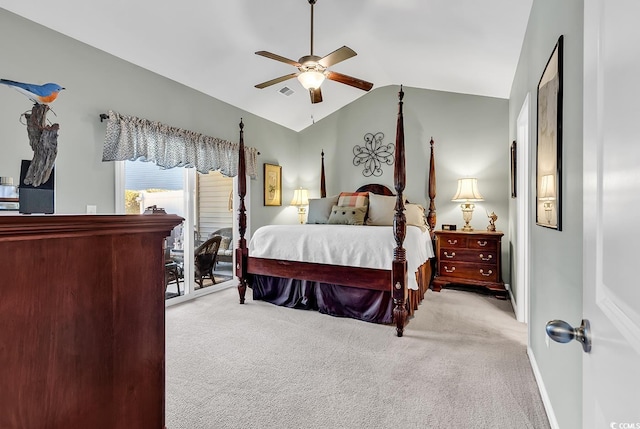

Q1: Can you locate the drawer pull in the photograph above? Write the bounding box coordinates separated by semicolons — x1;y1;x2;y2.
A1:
477;240;488;247
444;251;456;259
447;239;458;245
444;266;456;273
479;254;493;261
480;269;493;277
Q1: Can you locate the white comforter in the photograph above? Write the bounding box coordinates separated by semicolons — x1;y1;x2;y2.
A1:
248;224;435;291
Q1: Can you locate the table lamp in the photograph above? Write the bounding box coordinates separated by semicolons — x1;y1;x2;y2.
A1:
452;178;484;232
290;188;310;224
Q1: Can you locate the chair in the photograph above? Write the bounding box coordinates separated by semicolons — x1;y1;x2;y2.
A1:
164;245;182;298
210;227;233;267
165;261;182;297
194;235;222;288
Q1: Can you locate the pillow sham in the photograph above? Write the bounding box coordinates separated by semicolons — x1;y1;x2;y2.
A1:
327;205;367;225
337;191;369;208
307;195;339;224
405;203;429;231
366;192;401;225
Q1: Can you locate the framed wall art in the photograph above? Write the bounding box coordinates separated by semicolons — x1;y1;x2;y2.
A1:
510;140;517;199
263;163;282;206
536;35;563;230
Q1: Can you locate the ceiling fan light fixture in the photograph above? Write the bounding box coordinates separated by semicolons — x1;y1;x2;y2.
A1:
297;70;326;90
254;0;373;102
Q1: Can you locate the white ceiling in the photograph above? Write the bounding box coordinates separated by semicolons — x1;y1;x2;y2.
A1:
0;0;532;132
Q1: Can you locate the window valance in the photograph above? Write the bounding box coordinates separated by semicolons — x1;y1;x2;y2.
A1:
102;110;258;178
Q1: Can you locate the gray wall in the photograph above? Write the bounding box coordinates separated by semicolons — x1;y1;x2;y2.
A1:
1;9;510;268
300;85;511;282
508;1;584;427
0;8;300;229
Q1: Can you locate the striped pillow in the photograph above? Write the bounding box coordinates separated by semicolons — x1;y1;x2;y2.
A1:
337;192;369;208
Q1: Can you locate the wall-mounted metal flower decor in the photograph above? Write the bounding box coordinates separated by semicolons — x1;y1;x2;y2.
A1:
353;132;395;177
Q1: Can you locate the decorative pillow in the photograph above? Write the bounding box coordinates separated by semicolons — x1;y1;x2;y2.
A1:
337;192;369;208
327;205;367;225
219;236;232;251
366;192;400;226
307;195;339;224
405;203;429;231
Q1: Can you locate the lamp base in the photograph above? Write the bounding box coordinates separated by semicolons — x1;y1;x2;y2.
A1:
460;202;475;232
543;201;554;224
297;207;307;224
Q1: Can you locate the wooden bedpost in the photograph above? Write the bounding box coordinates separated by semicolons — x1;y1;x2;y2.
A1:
392;86;408;337
427;137;436;234
235;119;248;304
320;150;326;198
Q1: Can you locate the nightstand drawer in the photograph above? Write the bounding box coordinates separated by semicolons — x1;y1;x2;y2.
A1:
438;236;468;248
438;262;500;283
439;249;497;263
468;237;498;251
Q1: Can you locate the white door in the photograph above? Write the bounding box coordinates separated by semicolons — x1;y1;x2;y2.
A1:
583;0;640;426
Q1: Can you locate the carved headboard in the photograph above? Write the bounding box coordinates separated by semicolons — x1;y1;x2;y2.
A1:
318;137;436;232
355;184;394;196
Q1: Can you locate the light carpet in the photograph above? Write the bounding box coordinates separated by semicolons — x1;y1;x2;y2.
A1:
166;288;550;429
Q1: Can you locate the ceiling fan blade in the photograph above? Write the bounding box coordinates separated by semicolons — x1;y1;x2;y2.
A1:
255;51;301;67
255;73;298;89
318;46;357;68
310;87;323;104
326;71;373;92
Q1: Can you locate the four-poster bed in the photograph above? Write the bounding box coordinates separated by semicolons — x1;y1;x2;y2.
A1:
234;87;437;337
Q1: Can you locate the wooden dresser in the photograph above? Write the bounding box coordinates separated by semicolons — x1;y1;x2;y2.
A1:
432;230;506;298
0;214;182;429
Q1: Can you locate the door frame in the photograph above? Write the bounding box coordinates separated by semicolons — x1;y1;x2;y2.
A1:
114;162;248;306
515;93;531;324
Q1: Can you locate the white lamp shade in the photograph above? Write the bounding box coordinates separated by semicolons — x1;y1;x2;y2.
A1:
452;178;484;202
539;174;556;200
297;71;326;90
290;188;309;206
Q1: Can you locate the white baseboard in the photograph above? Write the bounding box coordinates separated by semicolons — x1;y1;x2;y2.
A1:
506;283;517;313
527;347;560;429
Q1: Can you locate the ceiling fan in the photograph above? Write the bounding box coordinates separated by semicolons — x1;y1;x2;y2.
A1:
254;0;373;104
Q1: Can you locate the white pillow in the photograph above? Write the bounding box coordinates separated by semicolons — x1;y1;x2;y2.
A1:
307;195;339;224
405;203;429;231
366;193;397;225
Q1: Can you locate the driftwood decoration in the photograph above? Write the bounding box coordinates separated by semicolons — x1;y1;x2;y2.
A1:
23;104;58;187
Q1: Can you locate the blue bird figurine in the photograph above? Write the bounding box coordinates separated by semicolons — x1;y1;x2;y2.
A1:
0;79;65;104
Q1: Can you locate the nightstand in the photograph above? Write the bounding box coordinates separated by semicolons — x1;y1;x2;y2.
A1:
432;230;506;298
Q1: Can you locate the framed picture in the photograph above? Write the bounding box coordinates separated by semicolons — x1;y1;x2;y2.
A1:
263;163;282;206
510;140;517;198
536;35;563;230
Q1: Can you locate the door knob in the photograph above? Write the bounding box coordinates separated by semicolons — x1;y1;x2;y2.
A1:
545;319;591;353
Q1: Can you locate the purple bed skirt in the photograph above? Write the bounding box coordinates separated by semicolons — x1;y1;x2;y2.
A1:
251;275;393;324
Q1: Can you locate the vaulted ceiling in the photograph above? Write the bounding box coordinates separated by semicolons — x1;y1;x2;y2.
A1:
0;0;533;131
